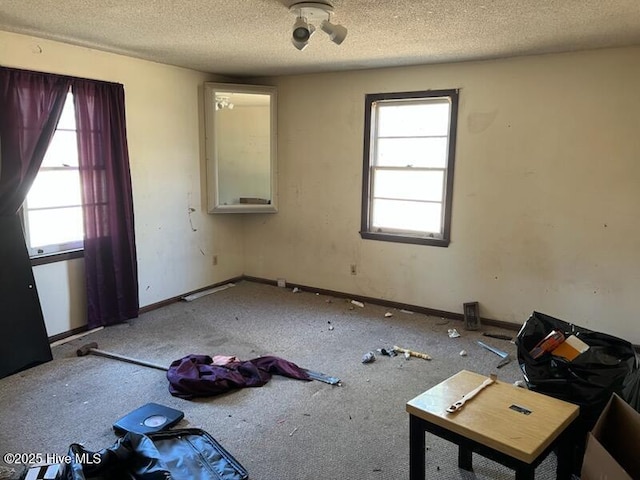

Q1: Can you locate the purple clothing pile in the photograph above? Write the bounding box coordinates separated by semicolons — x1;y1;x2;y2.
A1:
167;354;312;399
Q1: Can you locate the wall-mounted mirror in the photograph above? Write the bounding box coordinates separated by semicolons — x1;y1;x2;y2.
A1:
204;82;277;213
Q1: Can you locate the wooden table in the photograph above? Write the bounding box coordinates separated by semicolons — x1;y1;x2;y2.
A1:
406;370;579;480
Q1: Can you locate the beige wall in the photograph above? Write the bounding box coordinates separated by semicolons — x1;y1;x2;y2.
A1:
244;46;640;343
0;30;245;336
2;29;638;344
32;258;87;335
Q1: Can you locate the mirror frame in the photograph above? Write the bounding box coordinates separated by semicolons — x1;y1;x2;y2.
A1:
204;82;278;213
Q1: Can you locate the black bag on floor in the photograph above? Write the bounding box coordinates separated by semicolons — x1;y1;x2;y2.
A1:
623;366;640;411
61;428;248;480
515;311;638;422
515;311;639;474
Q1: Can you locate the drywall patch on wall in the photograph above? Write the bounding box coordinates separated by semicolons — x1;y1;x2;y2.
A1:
467;110;498;134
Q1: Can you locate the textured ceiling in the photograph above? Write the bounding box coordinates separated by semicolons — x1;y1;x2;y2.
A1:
1;0;640;77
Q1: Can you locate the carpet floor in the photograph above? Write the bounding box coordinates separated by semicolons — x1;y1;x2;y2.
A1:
0;280;560;479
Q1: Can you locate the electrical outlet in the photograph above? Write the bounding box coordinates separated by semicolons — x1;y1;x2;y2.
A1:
277;278;286;288
350;264;357;275
212;255;218;266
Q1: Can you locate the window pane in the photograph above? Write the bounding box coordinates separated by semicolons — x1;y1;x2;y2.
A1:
56;92;76;130
26;207;84;249
372;199;442;234
362;90;458;245
373;169;444;202
41;130;79;167
377;100;450;137
376;137;448;168
26;169;82;209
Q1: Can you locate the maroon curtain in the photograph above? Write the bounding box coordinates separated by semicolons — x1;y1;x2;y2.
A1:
72;80;139;328
0;67;70;214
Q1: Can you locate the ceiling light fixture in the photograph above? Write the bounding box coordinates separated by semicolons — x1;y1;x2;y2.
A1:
289;1;348;50
291;16;316;51
215;96;234;110
320;19;348;45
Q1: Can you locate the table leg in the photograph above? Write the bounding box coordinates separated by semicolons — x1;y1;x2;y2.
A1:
458;445;473;471
409;414;426;480
515;465;535;480
556;420;580;479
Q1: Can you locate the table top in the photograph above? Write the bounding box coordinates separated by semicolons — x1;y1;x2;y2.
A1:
406;370;579;464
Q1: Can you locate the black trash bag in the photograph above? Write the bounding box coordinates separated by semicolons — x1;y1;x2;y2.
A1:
515;311;639;474
516;311;638;416
623;367;640;412
60;428;248;480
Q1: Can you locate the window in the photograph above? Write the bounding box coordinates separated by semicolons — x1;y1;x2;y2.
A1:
361;89;459;247
23;91;84;257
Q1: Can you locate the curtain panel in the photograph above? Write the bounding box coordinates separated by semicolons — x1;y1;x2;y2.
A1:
1;66;138;331
72;79;139;328
0;67;70;214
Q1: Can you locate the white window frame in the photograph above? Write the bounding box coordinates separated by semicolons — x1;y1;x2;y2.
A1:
360;89;459;247
23;90;84;259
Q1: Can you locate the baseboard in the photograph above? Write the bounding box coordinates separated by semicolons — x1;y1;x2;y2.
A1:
48;325;88;343
49;326;104;346
51;274;640;351
138;276;244;314
47;277;244;344
244;278;640;350
242;275;519;331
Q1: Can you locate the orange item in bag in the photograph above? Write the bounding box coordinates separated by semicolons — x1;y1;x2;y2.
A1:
529;330;565;359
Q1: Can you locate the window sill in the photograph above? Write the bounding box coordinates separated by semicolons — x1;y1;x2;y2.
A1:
360;231;450;247
31;249;84;266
